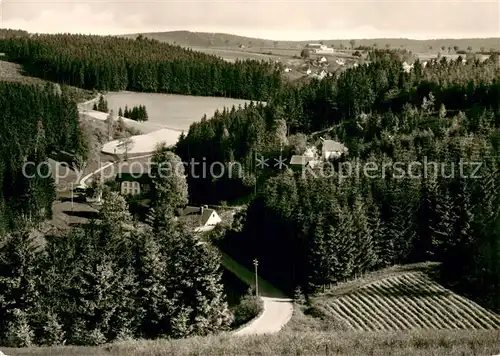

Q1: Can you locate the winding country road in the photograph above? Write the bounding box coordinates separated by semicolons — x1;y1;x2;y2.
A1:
221;253;293;335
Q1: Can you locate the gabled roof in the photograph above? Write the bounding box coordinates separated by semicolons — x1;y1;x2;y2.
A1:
290;155;315;165
201;209;218;226
177;206;201;216
322;140;347;152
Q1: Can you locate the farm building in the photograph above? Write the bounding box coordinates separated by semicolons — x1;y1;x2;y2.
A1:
289;155;319;170
177;205;222;232
115;165;152;196
319;56;328;63
305;43;334;54
321;139;348;160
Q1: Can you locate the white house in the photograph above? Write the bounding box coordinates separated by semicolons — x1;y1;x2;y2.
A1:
321;139;348;160
305;44;334;54
195;207;222;232
303;146;318;158
177;205;222;232
306;68;312;75
402;61;414;73
336;58;345;66
284;68;292;72
319;56;328;63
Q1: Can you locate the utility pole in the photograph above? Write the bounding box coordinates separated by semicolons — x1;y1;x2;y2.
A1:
253;258;259;297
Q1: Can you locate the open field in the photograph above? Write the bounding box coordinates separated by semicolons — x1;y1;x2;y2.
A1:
3;329;500;356
287;263;500;333
80;92;254;154
121;30;500;53
80;91;253;132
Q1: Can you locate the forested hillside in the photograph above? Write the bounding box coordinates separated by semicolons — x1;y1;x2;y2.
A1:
177;51;500;312
1;34;282;100
0;82;86;233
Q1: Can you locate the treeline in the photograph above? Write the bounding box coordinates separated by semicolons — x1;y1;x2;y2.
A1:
0;149;232;347
2;34;283;100
0;82;86;233
119;105;148;122
177;55;500;202
177;55;500;311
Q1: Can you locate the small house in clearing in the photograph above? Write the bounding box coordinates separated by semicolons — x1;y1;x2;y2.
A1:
321;139;348;160
177;205;222;232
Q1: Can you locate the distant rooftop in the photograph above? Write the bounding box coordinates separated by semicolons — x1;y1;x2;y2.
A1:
322;139;347;152
290;155;316;165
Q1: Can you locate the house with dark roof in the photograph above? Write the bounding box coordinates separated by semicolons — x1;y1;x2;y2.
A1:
177;205;222;232
289;155;319;170
115;164;152;196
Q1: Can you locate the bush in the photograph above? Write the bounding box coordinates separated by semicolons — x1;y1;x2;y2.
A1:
231;294;263;328
4;309;34;347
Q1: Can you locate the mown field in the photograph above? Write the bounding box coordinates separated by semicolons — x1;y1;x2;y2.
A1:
287;263;500;333
3;330;500;356
122;30;500;53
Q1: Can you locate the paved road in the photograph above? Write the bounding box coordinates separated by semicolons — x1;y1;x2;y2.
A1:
77;99;294;336
221;253;293;335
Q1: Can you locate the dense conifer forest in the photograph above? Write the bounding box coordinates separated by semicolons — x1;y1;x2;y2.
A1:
0;82;85;233
1;29;500;348
176;52;500;312
1;34;282;100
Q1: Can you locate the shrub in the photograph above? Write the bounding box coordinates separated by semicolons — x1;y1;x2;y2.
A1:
231;294;263;328
4;309;34;347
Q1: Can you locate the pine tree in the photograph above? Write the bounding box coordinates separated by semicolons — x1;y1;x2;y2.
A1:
4;308;34;347
150;145;188;229
327;209;356;282
134;230;170;338
124;105;129;118
352;198;377;274
161;228;233;337
99;190;132;236
0;230;40;340
118;107;123;117
38;311;65;346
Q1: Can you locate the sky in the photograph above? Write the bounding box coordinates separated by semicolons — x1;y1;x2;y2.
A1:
1;0;499;40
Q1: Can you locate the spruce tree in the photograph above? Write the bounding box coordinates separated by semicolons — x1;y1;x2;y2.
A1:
0;230;40;341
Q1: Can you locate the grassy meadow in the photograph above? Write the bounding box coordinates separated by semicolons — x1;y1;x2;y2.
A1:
3;330;500;356
86;92;252;132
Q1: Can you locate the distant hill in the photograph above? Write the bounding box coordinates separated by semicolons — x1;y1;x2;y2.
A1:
121;30;500;53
